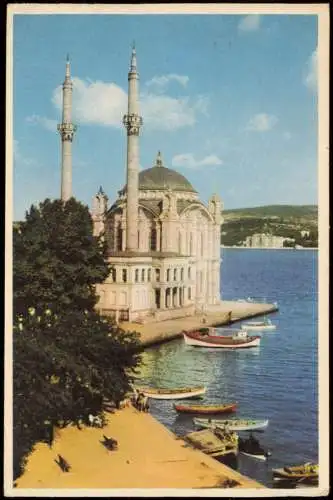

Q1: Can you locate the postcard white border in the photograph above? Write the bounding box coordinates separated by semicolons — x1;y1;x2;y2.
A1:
5;3;330;497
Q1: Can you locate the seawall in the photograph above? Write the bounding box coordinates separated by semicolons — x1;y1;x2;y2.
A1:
121;300;278;347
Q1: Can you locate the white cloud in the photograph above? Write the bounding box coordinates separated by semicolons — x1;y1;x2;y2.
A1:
146;74;189;89
238;15;261;33
283;131;292;141
52;77;127;128
13;140;38;167
141;94;204;130
304;48;318;92
192;95;210;116
246;113;278;132
51;76;208;131
26;114;58;131
172;153;223;170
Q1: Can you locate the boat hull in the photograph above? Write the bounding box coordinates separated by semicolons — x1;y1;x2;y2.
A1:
174;403;237;414
193;418;269;432
136;387;206;400
184;332;260;348
241;324;276;331
240;451;267;461
272;464;318;481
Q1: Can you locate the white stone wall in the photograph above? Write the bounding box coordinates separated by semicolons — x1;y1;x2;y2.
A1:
93;188;223;319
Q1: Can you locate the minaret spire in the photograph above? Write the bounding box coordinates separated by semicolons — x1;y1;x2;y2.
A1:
156;151;163;167
123;44;143;251
57;56;77;201
65;54;70;79
130;41;137;72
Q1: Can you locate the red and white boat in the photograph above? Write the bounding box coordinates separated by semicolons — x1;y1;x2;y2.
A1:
183;328;261;349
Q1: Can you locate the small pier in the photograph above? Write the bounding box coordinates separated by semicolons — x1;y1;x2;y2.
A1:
184;429;238;458
120;300;278;347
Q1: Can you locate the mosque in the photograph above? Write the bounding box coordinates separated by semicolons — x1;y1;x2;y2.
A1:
57;48;224;323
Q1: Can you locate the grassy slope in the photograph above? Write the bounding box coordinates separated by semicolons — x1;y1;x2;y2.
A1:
223;205;318;219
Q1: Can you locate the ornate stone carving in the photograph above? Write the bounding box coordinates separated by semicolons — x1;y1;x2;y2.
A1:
57;123;77;142
123;113;143;136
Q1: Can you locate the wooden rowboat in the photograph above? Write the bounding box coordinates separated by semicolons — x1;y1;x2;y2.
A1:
174;402;237;414
193;417;269;432
238;435;271;461
135;385;206;400
241;318;276;331
272;463;318;481
183;328;260;348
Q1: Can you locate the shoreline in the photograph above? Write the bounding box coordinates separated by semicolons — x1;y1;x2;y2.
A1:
221;246;318;250
120;300;278;347
14;405;265;491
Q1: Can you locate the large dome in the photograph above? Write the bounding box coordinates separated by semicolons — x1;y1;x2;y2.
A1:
139;165;196;193
119;152;197;194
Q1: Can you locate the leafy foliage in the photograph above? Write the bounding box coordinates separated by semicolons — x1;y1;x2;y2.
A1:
13;198;142;480
221;205;318;247
13;310;141;479
13;198;110;315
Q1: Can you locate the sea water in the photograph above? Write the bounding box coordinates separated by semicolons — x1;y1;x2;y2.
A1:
138;249;318;487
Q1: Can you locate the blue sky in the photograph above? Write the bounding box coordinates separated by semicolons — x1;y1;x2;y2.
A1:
12;13;318;220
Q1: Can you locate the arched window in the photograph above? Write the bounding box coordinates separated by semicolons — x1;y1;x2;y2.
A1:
174;268;177;281
156;269;160;282
116;226;122;251
135;269;139;282
150;228;157;251
122;269;127;282
141;269;145;282
167;269;171;281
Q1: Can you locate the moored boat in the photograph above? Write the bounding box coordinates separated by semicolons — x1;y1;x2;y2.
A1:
238;434;271;461
185;428;238;458
183;328;260;348
272;462;318;481
193;417;269;432
174;402;237;414
241;318;276;331
135;385;206;400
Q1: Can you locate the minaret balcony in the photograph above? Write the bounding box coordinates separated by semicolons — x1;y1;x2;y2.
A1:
123;113;143;136
57;123;77;141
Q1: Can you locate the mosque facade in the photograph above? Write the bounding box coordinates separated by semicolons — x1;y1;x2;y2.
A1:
58;48;224;323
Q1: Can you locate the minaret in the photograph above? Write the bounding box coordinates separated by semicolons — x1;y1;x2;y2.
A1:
155;151;163;167
123;43;143;251
57;55;77;201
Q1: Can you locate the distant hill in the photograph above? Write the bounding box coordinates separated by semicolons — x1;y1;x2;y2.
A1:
223;204;318;220
221;205;318;247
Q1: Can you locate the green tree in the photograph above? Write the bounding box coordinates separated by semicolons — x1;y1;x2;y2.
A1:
13;198;110;315
13;309;141;479
13;198;142;479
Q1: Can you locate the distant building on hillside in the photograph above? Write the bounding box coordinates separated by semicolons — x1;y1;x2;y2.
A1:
245;233;295;249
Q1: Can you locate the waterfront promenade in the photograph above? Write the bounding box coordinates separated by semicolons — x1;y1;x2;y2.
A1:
15;405;264;490
121;300;278;347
